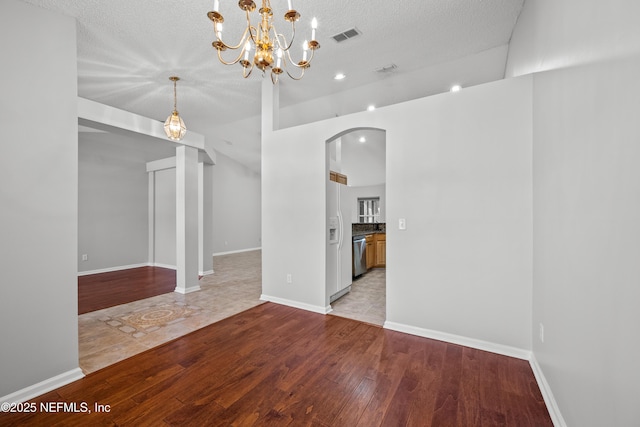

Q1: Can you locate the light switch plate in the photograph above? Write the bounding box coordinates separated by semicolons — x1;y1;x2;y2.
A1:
399;218;406;230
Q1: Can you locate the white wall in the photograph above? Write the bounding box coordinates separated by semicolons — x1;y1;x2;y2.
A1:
78;132;149;272
263;76;533;352
506;2;640;425
340;130;386;188
0;0;81;397
154;168;177;267
384;78;533;352
280;45;511;129
212;152;261;254
506;0;640;77
531;56;640;427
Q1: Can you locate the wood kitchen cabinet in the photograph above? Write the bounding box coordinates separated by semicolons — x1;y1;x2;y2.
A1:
364;233;386;270
365;235;375;269
329;171;348;185
375;233;386;268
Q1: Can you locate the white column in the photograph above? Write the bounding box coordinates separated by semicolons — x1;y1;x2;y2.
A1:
198;162;204;276
148;171;156;266
201;162;214;275
175;145;200;294
261;74;279;135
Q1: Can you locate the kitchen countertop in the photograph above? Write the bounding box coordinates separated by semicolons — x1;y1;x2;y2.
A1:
352;230;386;238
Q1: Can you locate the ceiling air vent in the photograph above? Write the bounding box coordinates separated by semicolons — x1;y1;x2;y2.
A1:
331;27;361;43
375;63;398;74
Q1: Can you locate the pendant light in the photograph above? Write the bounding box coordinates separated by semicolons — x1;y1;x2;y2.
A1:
164;76;187;141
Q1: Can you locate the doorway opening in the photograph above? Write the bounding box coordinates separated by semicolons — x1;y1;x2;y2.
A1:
325;127;387;325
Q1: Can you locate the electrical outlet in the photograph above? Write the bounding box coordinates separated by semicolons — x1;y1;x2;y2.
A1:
539;323;544;343
286;274;292;284
82;254;88;261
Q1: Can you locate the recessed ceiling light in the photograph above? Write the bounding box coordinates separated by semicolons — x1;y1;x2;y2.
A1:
334;73;346;80
367;105;376;112
359;137;366;143
450;84;462;93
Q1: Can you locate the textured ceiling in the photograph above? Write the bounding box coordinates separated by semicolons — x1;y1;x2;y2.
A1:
19;0;525;172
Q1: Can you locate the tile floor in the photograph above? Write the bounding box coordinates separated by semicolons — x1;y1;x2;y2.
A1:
329;268;386;326
78;250;386;374
78;250;264;374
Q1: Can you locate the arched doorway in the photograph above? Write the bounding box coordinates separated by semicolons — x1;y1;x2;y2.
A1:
325;127;387;325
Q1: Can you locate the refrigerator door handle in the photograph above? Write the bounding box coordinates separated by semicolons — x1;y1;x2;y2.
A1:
337;183;344;250
337;210;343;250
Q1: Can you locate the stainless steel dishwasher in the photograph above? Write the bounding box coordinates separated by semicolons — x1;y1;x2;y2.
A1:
352;236;367;277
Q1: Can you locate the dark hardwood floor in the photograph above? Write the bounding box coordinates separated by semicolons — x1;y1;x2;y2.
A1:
2;303;552;426
78;266;176;314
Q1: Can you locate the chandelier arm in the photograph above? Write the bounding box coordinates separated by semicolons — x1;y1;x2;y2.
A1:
216;45;248;66
216;25;253;51
284;47;297;67
285;66;305;81
271;71;279;84
242;62;254;79
272;20;296;52
246;10;259;46
284;45;314;69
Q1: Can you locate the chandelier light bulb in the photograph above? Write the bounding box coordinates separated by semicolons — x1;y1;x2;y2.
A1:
244;41;251;61
213;0;219;12
303;40;308;61
311;17;317;40
287;0;293;11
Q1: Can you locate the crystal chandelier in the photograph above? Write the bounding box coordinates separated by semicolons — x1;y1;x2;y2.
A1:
207;0;320;84
164;76;187;141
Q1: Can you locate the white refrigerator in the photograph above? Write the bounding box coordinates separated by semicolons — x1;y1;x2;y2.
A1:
326;180;352;303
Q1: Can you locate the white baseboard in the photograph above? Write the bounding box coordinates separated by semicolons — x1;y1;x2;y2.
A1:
383;321;532;361
152;262;177;270
382;321;564;425
260;294;331;314
77;263;151;276
1;368;84;404
213;247;261;257
174;285;201;295
199;270;214;276
529;354;567;427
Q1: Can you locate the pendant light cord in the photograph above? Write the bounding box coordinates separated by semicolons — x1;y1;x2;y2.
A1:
173;79;178;111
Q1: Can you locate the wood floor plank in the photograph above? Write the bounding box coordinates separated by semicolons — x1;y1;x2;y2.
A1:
332;377;378;426
356;351;410;426
430;343;464;426
0;303;553;427
78;266;177;314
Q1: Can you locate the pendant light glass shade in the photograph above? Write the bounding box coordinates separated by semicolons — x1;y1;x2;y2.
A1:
164;110;186;141
164;76;186;141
